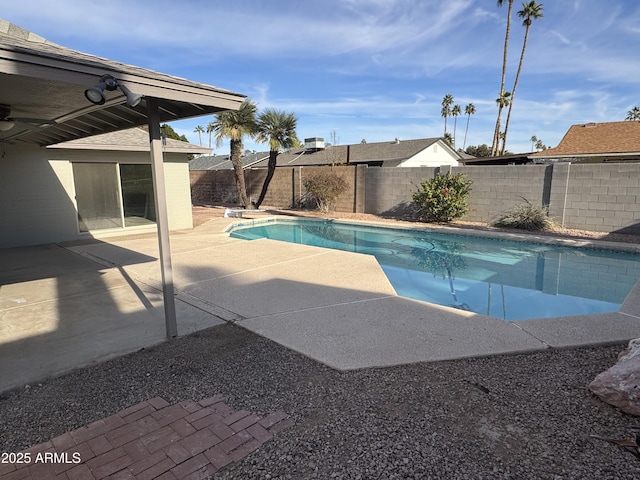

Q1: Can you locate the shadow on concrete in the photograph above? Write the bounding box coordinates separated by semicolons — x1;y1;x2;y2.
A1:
0;241;164;392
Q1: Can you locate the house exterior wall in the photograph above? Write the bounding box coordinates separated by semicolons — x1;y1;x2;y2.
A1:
398;143;459;167
0;145;193;248
0;145;78;248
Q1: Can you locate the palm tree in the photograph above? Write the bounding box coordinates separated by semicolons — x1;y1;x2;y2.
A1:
443;132;454;147
206;122;215;149
626;106;640;121
497;91;512;109
441;94;454;135
492;91;511;156
209;100;258;208
463;103;476;149
451;104;462;147
501;1;544;155
492;0;515;156
193;125;205;146
530;135;538;151
253;109;299;209
494;92;511;155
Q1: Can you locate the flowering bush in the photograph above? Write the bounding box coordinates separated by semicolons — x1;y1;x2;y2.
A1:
412;172;472;223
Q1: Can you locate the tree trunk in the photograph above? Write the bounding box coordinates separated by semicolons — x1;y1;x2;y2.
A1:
492;108;504;157
501;24;531;155
254;150;277;209
453;117;458;147
492;0;514;156
463;115;470;150
230;139;249;208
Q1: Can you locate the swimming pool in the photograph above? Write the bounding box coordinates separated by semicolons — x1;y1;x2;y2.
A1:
229;219;640;321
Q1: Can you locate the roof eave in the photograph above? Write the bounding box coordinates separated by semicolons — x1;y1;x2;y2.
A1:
47;143;211;154
531;151;640;159
0;42;245;146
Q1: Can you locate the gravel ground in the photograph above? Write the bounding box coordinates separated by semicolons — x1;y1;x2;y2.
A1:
2;206;639;479
1;324;639;479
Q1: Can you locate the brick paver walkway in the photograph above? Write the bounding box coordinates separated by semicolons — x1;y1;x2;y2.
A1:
1;396;293;480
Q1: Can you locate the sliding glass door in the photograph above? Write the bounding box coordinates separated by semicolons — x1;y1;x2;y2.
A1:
120;164;156;227
72;162;156;233
73;163;122;232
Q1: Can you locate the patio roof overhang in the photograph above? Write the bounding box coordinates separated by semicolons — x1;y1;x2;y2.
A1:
0;28;244;146
1;21;245;339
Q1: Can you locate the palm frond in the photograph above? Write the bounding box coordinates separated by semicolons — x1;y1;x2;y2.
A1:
209;100;258;147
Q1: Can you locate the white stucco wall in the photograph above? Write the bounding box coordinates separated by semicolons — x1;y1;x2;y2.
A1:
399;142;460;167
0;145;193;248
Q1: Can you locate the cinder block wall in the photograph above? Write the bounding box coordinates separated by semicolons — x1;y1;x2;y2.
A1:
190;171;233;204
246;168;292;208
191;166;359;211
364;166;437;217
562;163;640;234
454;165;548;223
363;163;640;234
190;163;640;234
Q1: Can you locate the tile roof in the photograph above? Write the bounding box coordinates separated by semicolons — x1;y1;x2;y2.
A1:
48;127;210;153
189;152;270;170
250;138;446;168
531;121;640;157
0;19;238;96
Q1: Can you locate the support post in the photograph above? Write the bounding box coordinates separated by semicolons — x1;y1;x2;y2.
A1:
146;98;178;338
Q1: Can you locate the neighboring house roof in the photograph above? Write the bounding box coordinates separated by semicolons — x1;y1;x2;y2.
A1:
250;138;460;168
189;151;270;170
459;152;536;165
458;151;476;161
0;19;245;146
530;121;640;160
48;127;211;154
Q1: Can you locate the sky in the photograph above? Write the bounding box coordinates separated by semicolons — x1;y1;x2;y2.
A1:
3;0;640;155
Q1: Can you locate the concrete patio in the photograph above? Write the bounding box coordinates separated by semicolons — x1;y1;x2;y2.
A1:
2;214;640;394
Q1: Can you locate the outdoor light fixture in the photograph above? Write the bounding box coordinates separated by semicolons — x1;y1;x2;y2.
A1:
0;120;15;132
84;74;142;107
84;74;118;105
118;83;143;107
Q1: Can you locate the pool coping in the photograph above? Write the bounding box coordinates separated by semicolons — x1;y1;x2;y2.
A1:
225;216;640;254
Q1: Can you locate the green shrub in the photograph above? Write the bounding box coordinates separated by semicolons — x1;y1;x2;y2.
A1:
412;172;472;223
302;171;349;213
493;199;558;231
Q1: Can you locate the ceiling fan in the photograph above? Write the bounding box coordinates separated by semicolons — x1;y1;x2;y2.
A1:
0;104;54;132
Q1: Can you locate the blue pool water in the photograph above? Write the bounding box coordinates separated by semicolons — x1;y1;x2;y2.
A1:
229;220;640;321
